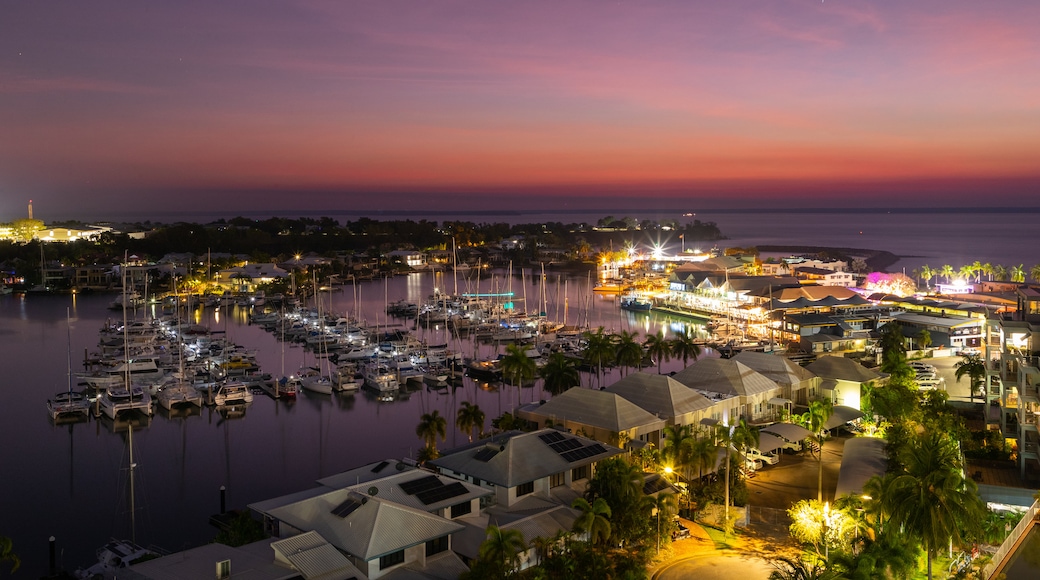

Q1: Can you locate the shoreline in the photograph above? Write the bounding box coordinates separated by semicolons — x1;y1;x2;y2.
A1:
756;245;901;272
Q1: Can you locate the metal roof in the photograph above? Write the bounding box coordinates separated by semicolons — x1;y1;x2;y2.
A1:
527;388;666;433
731;351;817;387
756;432;787;454
271;531;366;580
605;372;714;419
760;422;812;442
805;355;884;384
824;405;865;430
671;358;780;398
429;428;622;488
834;437;887;498
262;488;464;562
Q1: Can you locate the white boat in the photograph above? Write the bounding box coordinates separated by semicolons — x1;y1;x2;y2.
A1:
423;364;450;385
364;362;399;392
301;373;334;395
76;538;159;579
47;391;91;421
156;383;203;410
213;382;254;406
48;309;92;420
98;385;153;419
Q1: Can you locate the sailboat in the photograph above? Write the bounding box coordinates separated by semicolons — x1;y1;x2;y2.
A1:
47;308;91;421
98;258;154;419
75;424;161;578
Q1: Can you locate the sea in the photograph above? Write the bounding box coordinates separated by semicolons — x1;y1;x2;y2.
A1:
4;207;1040;577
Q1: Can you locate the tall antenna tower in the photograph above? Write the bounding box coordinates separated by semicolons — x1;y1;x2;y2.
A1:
28;199;33;220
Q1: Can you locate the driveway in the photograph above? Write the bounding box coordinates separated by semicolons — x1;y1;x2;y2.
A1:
654;551;774;580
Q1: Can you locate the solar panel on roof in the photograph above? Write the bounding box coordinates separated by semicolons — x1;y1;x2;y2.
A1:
586;444;607;455
399;475;443;495
539;432;565;444
371;461;389;473
550;438;583;453
474;448;499;462
416;482;469;505
331;497;363;518
560;449;582;462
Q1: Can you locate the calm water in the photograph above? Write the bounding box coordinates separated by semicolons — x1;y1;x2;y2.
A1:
1;271;700;577
6;208;1040;576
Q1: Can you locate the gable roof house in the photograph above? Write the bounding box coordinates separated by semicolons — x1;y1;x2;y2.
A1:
516;387;667;448
428;429;622;510
604;372;715;428
731;350;821;407
670;358;784;425
805;355;886;411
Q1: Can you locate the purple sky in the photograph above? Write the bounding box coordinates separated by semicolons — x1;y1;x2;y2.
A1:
2;1;1039;219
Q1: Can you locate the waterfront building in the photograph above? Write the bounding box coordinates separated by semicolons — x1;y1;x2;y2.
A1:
804;355;886;411
516;387;667;448
428;428;623;510
250;462;486;579
604;373;715;429
670;358;784;425
731;350;821;407
986;286;1040;481
216;263;289;292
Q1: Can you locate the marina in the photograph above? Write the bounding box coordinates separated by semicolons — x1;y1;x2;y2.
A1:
2;269;710;577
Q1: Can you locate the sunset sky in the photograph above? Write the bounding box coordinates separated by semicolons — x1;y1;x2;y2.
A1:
2;0;1039;218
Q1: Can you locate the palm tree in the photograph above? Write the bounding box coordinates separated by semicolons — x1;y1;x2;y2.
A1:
614;329;643;377
456;401;485;443
416;409;447;454
539;352;580;396
981;262;993;281
885;431;986;580
919;264;934;289
690;434;717;480
571;497;612;544
955;353;987;403
768;556;841;580
670;329;701;369
994;264;1009;282
731;417;760;463
0;536;20;575
500;342;536;412
971;260;983;282
661;423;696;482
1031;264;1040;284
958;264;975;283
940;264;954;284
582;327;615;388
644;330;672;374
647;492;679;553
1011;264;1026;283
804;399;834;502
715;423;737;532
477;525;526;575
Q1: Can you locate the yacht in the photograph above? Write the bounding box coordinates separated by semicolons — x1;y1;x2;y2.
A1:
98;385;153;419
47;391;91;421
213;382;254;406
363;361;399;392
156;382;203;410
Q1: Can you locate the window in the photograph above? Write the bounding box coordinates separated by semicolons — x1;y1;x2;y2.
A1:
379;550;405;570
571;465;588;481
426;535;449;556
450;500;472;518
516;481;534;497
549;472;565;488
216;560;231;579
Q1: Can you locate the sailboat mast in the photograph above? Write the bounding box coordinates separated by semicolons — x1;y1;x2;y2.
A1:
66;307;73;397
128;424;137;544
452;236;458;297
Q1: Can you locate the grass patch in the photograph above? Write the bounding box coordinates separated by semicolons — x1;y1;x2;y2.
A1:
701;525;740;549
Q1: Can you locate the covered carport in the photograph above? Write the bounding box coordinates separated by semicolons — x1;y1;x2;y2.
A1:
825;405;865;430
834;437;887;499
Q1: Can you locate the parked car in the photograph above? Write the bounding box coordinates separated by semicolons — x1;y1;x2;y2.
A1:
780;439;803;452
672;518;691;540
744;448;779;465
917;377;944;390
